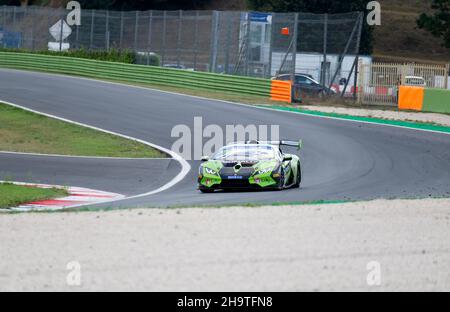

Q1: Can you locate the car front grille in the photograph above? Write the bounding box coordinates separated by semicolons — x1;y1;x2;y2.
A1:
219;179;252;188
220;167;255;176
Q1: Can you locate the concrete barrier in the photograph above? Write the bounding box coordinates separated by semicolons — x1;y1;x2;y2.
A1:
399;86;450;114
423;88;450;114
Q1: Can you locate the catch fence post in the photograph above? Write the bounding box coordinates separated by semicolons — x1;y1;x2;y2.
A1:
134;10;139;51
224;12;232;74
119;10;124;49
28;6;36;50
244;13;251;75
357;58;364;105
193;11;199;71
161;11;167;65
445;64;449;89
209;10;219;73
291;13;299;85
89;10;95;50
75;8;79;50
59;9;64;51
177;10;182;67
322;13;328;86
105;10;110;51
267;12;275;78
353;12;364;101
147;10;153;65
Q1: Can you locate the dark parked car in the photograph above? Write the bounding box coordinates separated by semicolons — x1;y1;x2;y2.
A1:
272;74;337;99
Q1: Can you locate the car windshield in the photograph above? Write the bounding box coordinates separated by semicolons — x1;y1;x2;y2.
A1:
295;75;320;85
213;145;277;161
308;77;320;85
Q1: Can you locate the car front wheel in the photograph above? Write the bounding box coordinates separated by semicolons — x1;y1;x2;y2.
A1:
199;188;215;193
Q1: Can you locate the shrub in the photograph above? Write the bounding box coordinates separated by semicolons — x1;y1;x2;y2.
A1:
135;52;161;67
0;48;162;66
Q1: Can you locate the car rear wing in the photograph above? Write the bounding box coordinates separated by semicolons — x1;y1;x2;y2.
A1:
244;140;303;151
280;140;303;150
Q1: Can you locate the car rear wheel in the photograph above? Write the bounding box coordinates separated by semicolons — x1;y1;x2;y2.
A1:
294;162;301;188
277;168;285;190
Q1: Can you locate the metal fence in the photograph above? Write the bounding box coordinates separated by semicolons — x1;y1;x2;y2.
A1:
357;62;450;106
0;5;363;86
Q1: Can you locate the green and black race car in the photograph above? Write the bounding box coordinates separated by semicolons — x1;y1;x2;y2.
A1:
198;141;302;193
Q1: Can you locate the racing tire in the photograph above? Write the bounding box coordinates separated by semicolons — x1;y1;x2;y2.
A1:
199;188;215;193
277;168;285;191
294;162;301;188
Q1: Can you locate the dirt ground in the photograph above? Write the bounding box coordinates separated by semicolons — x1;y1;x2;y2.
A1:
1;198;450;291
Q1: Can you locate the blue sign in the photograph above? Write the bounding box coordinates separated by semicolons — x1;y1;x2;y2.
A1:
249;12;272;24
0;28;22;48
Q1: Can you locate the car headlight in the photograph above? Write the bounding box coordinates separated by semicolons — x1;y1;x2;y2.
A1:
256;168;273;176
204;167;217;175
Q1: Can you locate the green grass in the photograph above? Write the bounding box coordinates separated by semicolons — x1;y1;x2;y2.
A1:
0;103;166;158
0;183;68;209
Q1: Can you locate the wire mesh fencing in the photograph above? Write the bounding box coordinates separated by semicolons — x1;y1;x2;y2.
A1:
357;62;449;106
0;6;363;91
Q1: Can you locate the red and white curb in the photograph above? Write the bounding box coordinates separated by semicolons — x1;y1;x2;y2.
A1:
1;182;125;212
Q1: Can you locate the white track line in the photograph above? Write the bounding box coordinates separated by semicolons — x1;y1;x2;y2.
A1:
0;181;125;212
0;150;169;160
0;99;191;209
252;106;450;136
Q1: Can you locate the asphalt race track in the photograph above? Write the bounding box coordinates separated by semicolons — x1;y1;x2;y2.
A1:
1;68;450;208
0;152;178;196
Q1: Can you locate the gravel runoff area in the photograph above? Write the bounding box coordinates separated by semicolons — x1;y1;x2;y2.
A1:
300;105;450;127
1;198;450;292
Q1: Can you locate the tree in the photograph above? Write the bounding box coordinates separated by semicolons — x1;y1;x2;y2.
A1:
246;0;373;54
247;0;367;13
0;0;211;10
75;0;211;11
417;0;450;48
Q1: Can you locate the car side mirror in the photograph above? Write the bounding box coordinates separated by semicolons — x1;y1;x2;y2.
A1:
283;155;293;162
201;156;210;162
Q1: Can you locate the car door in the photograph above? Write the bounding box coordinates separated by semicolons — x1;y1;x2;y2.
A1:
295;75;318;96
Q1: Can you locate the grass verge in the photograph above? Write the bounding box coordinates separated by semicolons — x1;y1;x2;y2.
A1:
0;183;68;209
0;102;166;158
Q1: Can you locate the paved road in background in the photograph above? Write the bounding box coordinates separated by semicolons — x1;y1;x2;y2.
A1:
1;69;450;208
